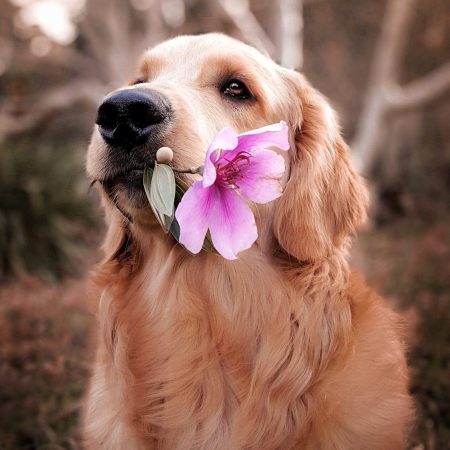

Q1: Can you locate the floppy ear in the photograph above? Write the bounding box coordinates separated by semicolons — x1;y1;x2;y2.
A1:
273;71;368;261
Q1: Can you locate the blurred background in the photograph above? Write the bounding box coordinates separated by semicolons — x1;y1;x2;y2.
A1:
0;0;448;448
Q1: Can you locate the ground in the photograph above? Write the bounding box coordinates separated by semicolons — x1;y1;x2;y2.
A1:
0;219;448;450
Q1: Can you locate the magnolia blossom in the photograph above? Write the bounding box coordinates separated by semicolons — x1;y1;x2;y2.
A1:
175;122;290;259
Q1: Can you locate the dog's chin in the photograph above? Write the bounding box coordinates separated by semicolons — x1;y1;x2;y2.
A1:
102;169;149;212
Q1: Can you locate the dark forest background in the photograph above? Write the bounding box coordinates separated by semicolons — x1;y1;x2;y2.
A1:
0;0;449;448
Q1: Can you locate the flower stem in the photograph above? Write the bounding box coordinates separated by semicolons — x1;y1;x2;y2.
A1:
172;166;204;175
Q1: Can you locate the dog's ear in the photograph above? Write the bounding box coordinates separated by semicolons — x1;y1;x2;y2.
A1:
273;70;368;261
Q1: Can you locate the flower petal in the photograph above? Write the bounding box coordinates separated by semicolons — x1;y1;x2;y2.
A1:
236;121;290;152
237;148;286;203
208;187;257;260
175;181;213;254
203;127;239;188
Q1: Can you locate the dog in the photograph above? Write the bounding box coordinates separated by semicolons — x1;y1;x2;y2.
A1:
83;33;413;449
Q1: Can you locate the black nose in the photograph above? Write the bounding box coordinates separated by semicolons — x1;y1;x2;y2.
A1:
96;89;171;148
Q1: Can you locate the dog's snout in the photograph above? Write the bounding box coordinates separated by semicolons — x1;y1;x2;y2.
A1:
96;89;171;148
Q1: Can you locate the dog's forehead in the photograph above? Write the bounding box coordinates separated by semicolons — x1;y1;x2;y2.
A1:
141;34;278;78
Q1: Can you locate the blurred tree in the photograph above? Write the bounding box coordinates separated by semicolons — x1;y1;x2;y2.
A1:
352;0;450;174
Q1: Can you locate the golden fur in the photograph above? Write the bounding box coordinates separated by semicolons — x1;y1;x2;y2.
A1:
83;34;413;449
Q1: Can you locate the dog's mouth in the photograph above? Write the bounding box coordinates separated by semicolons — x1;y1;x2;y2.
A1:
93;158;196;220
101;167;145;191
94;167;150;217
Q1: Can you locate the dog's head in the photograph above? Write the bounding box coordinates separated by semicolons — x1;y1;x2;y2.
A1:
87;33;368;263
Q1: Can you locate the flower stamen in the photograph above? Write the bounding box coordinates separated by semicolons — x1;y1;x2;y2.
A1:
216;151;253;189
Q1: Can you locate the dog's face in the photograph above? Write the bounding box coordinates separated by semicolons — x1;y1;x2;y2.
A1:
87;34;290;211
87;33;368;261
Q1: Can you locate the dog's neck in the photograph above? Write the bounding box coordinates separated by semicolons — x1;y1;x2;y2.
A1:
94;221;354;422
106;203;352;293
102;217;351;293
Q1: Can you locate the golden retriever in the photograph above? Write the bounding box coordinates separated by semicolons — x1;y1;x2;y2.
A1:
83;33;413;449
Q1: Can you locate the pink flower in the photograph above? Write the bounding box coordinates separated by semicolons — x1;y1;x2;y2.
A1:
175;122;290;259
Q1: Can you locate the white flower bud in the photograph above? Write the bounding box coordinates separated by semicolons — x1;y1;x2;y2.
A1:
156;147;174;163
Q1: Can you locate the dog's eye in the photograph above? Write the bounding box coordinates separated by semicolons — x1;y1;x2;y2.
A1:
221;79;252;100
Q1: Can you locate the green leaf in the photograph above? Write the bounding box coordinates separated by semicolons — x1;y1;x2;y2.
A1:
174;177;189;206
202;232;216;253
169;217;181;241
151;163;176;217
143;166;174;232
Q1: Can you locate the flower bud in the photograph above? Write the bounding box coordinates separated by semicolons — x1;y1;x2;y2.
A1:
156;147;174;163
